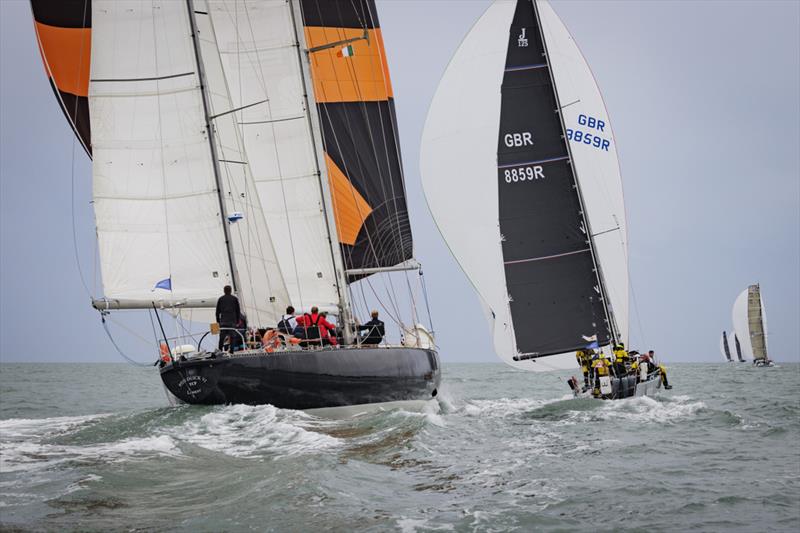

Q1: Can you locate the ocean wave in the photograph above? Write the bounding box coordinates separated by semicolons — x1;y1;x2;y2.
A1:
171;404;341;458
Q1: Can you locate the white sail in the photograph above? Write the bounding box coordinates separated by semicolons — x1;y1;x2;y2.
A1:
420;0;626;371
538;1;629;343
90;0;289;326
420;0;517;365
732;288;754;360
90;1;233;305
205;0;340;312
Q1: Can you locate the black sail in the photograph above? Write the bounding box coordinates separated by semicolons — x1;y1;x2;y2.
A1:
300;0;413;273
722;331;732;361
498;0;611;358
734;333;744;362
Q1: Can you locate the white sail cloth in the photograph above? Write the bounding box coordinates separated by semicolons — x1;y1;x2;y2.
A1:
420;0;628;371
206;0;340;312
90;0;289;326
731;288;753;360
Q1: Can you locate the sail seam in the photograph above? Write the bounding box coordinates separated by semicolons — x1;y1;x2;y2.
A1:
91;72;195;83
504;248;590;265
498;155;568;169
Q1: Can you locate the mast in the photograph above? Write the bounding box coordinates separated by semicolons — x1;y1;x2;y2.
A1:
531;0;619;345
186;0;241;295
288;0;354;343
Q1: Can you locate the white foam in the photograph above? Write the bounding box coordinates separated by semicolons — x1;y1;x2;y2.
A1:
172;404;341;458
575;394;706;424
0;435;180;473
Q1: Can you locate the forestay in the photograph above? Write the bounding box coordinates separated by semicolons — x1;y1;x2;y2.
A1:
421;0;627;371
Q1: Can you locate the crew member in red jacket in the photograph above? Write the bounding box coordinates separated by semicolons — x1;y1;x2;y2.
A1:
294;307;337;346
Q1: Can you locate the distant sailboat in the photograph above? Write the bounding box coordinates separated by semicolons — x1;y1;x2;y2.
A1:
733;333;745;362
32;0;441;412
720;331;733;362
732;284;774;367
420;0;662;398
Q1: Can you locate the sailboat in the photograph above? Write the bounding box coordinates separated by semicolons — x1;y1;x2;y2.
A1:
31;0;440;413
733;332;746;362
732;284;774;367
720;331;733;362
420;0;663;399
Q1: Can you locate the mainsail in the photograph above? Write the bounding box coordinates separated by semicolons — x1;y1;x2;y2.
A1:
732;284;769;362
32;0;415;332
421;0;628;370
720;331;732;362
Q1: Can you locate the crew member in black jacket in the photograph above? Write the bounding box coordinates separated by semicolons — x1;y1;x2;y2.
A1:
216;285;241;352
357;310;385;345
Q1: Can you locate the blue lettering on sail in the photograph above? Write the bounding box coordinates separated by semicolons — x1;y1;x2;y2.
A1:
567;114;611;151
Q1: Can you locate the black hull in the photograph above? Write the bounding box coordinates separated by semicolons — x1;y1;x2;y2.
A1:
571;372;662;400
159;347;440;410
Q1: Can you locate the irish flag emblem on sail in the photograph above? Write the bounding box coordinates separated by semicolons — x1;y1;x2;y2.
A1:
337;45;354;58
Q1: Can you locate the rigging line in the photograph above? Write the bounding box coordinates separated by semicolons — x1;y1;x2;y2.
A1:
340;4;409;322
106;314;158;346
68;0;92;299
100;314;156;368
237;0;307;311
205;13;277;327
419;269;435;333
314;45;403;323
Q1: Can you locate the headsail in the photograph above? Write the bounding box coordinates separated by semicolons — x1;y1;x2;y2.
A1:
300;0;413;273
31;0;91;155
420;0;627;370
720;331;732;362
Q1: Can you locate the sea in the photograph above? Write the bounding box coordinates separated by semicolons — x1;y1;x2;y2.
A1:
0;362;798;532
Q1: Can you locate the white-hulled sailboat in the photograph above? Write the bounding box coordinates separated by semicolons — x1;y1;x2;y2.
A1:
31;0;440;412
420;0;663;399
732;284;774;367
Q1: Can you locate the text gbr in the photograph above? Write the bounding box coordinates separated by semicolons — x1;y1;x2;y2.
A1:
502;130;544;183
566;114;611;151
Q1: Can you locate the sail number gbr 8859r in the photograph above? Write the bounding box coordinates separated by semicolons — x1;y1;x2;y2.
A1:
503;165;544;183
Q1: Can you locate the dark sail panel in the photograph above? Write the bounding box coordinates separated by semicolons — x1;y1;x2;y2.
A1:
31;0;92;156
498;0;610;357
734;333;744;362
301;0;413;273
722;331;732;361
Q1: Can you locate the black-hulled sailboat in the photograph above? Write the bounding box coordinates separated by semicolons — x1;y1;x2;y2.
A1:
421;0;662;399
32;0;440;414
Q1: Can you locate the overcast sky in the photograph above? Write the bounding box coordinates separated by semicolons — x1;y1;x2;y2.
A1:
1;0;798;364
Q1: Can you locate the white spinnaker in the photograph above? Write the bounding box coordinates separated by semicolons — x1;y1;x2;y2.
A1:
539;0;629;345
420;1;518;366
732;288;754;360
90;1;232;305
421;0;627;371
206;0;339;312
195;1;289;327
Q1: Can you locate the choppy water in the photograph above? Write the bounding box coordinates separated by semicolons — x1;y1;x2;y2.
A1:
1;362;798;532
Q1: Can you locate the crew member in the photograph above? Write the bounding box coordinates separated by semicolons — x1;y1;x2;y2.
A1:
295;307;337;347
650;350;673;389
575;349;593;389
591;352;612;398
612;343;628;377
318;311;338;346
277;306;297;335
358;310;385;345
215;285;241;352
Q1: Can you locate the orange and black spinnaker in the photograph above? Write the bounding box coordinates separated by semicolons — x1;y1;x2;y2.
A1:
301;0;412;273
30;0;92;156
